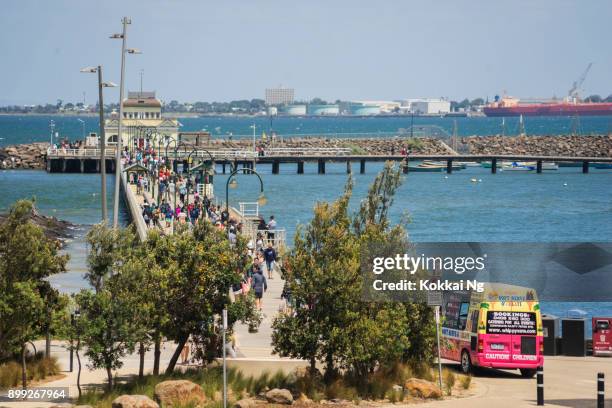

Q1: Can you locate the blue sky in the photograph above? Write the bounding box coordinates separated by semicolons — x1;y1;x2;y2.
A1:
1;0;610;105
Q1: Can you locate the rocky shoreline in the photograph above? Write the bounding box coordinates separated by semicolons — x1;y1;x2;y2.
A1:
0;142;48;169
0;204;74;246
1;136;611;171
464;135;612;157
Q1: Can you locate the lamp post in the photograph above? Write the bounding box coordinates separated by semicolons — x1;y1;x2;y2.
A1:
250;124;256;152
110;17;141;229
49;120;55;147
80;66;116;223
225;167;266;215
77;118;85;139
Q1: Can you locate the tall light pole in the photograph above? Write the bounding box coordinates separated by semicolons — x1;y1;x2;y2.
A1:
110;17;141;228
250;124;256;152
81;66;116;223
77;118;85;139
49;120;55;147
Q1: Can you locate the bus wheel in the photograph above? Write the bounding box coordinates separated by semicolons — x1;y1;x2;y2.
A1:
520;368;536;378
461;350;472;374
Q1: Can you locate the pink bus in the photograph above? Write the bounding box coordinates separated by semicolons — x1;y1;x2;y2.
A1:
440;283;544;377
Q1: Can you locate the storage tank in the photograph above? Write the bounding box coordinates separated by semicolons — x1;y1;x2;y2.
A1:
307;104;339;116
349;104;381;116
281;104;307;116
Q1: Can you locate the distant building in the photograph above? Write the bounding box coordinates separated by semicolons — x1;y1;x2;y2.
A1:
399;98;451;115
265;87;295;106
104;91;180;149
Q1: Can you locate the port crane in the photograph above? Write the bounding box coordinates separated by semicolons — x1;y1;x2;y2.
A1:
567;62;592;101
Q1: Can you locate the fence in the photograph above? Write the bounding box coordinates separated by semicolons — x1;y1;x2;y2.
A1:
47;147;116;158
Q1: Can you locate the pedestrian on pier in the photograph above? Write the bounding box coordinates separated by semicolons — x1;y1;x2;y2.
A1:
263;242;277;280
251;265;267;311
266;215;277;244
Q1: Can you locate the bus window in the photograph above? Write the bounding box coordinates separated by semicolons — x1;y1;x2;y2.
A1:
458;302;470;330
444;302;459;329
470;310;479;333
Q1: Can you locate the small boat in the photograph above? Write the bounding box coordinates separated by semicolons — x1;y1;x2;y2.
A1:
481;161;501;168
501;162;535;171
422;160;465;170
408;165;445;172
593;163;612;169
520;161;559;170
456;161;480;167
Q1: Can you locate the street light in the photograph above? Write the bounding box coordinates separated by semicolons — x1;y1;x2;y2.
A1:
225;168;266;215
76;118;85;139
110;16;141;229
81;65;116;223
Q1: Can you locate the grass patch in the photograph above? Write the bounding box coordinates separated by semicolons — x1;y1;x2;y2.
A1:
0;353;60;389
460;374;472;390
442;369;455;396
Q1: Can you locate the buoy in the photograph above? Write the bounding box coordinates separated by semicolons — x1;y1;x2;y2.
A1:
470;178;477;183
444;176;448;179
563;183;568;186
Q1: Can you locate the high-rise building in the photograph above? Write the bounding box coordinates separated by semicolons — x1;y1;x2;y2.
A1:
265;87;294;106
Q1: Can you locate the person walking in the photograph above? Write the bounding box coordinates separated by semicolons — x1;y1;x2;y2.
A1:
266;215;277;244
263;242;277;280
251;265;267;311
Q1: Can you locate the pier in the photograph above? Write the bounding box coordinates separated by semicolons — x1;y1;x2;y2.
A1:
46;147;612;175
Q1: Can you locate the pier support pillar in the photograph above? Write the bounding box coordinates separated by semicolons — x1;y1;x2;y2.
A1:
346;161;352;174
222;163;226;174
297;161;304;174
272;160;280;174
61;159;67;173
360;159;366;174
582;161;589;173
536;160;542;173
96;160;100;173
80;160;85;173
446;159;453;174
402;159;409;174
491;158;497;174
317;159;326;174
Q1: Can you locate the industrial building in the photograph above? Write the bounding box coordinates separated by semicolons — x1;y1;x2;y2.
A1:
265;87;295;106
403;98;451;115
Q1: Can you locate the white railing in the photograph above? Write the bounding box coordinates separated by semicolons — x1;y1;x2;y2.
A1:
261;147;352;156
174;149;258;160
46;147;116;158
239;202;259;218
196;183;214;198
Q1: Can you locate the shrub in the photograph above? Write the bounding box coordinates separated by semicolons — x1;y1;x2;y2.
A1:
460;374;472;390
443;369;456;396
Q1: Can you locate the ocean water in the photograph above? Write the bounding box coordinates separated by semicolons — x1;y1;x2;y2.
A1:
1;114;612;146
1;114;611;329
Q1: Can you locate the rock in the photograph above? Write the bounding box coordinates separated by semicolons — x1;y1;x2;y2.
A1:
297;393;312;404
234;398;258;408
404;378;442;399
154;380;206;407
265;388;293;404
111;395;159;408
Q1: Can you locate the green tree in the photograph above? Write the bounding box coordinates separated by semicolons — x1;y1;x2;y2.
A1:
163;221;258;373
0;200;68;387
272;163;436;380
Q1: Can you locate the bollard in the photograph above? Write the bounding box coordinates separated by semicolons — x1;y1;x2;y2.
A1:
598;373;604;408
537;366;544;406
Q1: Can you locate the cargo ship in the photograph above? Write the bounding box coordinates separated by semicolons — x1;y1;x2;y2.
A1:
484;96;612;117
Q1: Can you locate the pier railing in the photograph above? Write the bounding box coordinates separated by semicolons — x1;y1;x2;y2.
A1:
262;147;352;156
46;147;116;158
239;202;260;219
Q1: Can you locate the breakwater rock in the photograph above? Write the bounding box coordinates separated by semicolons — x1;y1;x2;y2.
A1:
466;135;612;157
0;205;74;246
0;142;48;169
206;137;450;155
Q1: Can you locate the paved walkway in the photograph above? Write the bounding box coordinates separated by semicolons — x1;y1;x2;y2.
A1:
233;262;289;359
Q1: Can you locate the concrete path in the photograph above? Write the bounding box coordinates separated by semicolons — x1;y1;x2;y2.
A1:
233;262;291;359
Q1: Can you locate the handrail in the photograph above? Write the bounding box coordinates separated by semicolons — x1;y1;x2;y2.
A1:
46;147;116;157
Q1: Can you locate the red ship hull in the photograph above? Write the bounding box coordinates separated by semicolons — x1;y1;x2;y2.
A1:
483;102;612;117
